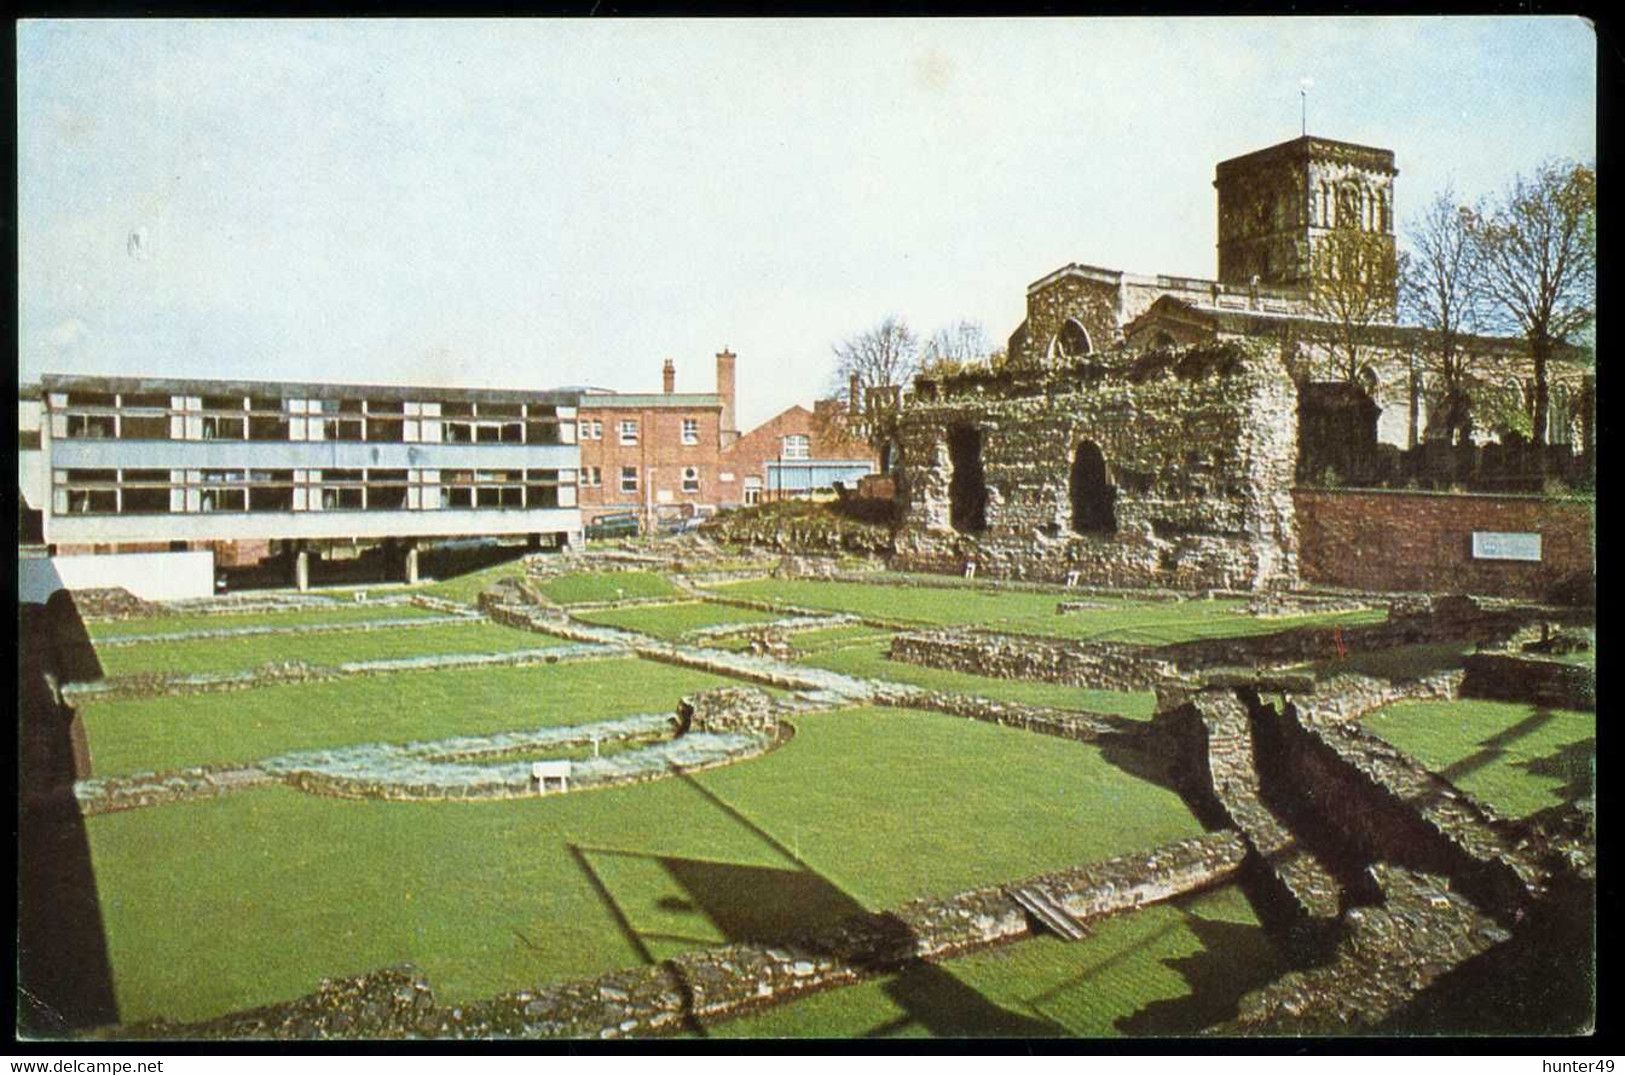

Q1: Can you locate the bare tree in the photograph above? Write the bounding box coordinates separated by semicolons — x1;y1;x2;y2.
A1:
1307;225;1401;385
828;315;920;398
1401;187;1483;390
1466;159;1596;449
919;320;993;377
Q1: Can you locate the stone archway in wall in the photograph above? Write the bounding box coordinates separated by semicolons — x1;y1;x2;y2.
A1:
1069;440;1117;534
947;425;988;534
1047;318;1094;363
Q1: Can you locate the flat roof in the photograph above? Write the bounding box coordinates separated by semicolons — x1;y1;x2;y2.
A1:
1214;135;1398;181
36;373;581;407
580;393;722;409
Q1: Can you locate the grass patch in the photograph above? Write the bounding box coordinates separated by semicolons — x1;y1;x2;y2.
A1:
572;601;788;640
86;705;1202;1025
87;603;442;640
704;579;1382;644
1361;699;1595;818
78;657;738;777
94;623;561;679
714;883;1281;1038
801;642;1156;720
1289;642;1474;684
538;571;682;605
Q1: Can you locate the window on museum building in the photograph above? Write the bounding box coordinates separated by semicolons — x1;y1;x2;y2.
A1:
782;434;810;460
682;418;700;445
621;466;639;493
682;466;700;493
620;419;639;445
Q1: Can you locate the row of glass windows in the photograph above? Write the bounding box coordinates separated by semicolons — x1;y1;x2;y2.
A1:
577;417;703;446
48;393;574;445
52;467;576;516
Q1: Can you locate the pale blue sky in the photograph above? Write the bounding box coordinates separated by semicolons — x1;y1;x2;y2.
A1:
19;17;1595;428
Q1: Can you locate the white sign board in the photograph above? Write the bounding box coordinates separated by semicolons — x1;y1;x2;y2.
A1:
1471;531;1542;562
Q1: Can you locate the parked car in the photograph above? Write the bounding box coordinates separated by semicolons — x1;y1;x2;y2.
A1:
585;511;640;540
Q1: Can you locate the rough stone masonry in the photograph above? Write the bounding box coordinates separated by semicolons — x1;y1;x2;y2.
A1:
889;341;1300;592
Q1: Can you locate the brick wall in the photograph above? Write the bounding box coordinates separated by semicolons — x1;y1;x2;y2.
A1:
721;403;875;497
577;400;726;524
1293;489;1594;602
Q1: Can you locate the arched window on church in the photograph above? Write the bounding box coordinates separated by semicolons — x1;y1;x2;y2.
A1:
1549;385;1573;445
1069;441;1117;535
1051;318;1093;360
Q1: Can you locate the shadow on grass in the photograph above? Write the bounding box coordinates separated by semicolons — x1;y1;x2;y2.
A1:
1514;737;1595;804
567;767;1065;1038
1114;908;1287;1036
1438;708;1557;783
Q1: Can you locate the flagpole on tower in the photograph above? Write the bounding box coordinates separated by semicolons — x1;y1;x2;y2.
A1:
1300;78;1314;136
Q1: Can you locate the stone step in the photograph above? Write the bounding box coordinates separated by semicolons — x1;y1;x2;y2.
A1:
1006;886;1091;941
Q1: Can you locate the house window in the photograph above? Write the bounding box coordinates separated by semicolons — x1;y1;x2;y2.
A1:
619;420;639;445
682;418;699;445
583;466;601;487
682;466;700;493
621;466;639;493
782;434;810;460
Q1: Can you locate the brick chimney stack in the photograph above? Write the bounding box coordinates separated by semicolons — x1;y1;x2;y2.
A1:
716;349;739;450
662;358;676;394
848;373;862;416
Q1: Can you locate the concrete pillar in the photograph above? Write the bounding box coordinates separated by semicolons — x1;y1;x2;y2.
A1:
404;544;419;586
294;548;310;592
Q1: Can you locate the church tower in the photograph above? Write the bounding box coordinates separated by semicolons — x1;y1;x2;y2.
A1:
1213;136;1398;290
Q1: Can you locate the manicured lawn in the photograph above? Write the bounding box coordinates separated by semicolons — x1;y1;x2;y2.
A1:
801;641;1157;720
704;579;1382;644
86;706;1203;1025
714;884;1281;1038
538;571;682;605
94;622;562;679
1361;699;1595;818
572;601;789;640
87;602;442;640
78;657;738;777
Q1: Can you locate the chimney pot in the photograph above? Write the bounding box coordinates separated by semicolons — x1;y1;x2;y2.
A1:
662;359;676;394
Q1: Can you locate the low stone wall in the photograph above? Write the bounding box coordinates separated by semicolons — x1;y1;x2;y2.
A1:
889;630;1178;692
65;644;611;703
1187;690;1343;921
1224;863;1510;1035
123;831;1247;1040
89;613;483;648
1462;653;1595;711
866;685;1125;741
678;687;779;736
1265;699;1545;920
76;766;273;816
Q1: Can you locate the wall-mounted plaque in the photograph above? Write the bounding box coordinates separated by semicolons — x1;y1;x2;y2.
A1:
1471;531;1542;562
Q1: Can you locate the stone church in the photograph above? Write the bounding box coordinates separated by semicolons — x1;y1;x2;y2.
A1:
1003;135;1590;453
886;134;1593;593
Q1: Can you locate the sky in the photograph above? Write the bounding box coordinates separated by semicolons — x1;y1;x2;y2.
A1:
18;17;1597;430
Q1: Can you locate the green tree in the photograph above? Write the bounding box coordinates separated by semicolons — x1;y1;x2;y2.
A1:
1466;160;1596;449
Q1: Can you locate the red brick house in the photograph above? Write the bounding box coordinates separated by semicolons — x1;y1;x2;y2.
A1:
722;399;876;505
576;351;739;528
578;350;881;528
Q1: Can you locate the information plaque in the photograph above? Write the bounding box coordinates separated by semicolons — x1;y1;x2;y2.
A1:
1470;531;1542;562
